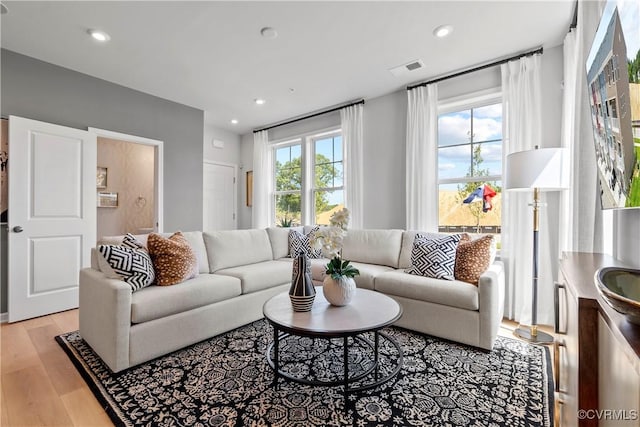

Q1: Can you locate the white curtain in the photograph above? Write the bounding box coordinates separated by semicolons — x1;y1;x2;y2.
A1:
252;130;272;229
405;84;438;231
501;54;556;325
341;103;364;229
559;0;605;255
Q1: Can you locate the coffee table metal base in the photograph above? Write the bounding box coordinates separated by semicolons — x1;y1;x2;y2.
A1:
266;327;403;394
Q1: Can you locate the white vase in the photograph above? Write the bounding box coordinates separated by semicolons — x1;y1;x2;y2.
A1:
323;276;356;306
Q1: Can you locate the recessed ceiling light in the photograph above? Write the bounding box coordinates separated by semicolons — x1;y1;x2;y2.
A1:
88;29;110;42
260;27;278;39
230;119;239;125
254;98;266;105
433;25;453;38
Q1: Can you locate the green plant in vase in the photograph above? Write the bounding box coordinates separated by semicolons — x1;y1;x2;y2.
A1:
311;208;359;306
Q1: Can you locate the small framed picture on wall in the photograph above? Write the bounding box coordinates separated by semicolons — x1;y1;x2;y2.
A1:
97;166;108;189
246;171;253;207
97;192;118;208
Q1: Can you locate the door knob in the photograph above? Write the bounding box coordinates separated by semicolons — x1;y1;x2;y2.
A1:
12;226;23;233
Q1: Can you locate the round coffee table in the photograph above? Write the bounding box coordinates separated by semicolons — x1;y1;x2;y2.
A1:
263;287;403;393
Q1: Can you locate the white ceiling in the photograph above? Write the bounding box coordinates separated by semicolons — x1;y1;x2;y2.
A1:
1;1;574;134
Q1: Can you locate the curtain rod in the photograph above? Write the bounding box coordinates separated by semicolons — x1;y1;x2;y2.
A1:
406;47;543;91
253;99;364;134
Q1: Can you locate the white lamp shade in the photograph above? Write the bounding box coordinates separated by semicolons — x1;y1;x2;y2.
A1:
505;147;569;191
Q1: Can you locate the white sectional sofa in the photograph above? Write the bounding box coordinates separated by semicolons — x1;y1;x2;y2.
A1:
79;228;505;373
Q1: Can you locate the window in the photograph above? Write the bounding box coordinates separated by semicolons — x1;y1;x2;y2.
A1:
313;134;343;225
274;143;302;226
437;101;502;243
273;129;343;227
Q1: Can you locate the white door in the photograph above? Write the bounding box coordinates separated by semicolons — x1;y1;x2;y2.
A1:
8;116;96;322
203;162;236;231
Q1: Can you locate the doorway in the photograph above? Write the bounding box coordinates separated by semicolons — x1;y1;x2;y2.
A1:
203;161;237;231
89;128;163;239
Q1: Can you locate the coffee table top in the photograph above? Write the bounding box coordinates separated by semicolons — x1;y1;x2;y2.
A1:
263;287;402;336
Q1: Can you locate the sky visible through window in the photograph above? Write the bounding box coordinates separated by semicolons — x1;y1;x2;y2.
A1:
438;104;502;189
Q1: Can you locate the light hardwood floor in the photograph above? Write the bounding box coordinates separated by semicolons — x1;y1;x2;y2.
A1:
0;310;554;426
1;310;112;426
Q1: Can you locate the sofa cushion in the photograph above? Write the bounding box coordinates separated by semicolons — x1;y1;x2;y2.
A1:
180;232;210;274
375;270;479;311
130;274;242;324
406;233;462;280
289;226;322;258
216;260;292;294
341;229;403;268
349;262;395;290
455;234;494;285
266;226;303;259
147;232;199;286
204;229;273;272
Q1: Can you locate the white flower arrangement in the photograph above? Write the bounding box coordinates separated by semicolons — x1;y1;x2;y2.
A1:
311;207;359;279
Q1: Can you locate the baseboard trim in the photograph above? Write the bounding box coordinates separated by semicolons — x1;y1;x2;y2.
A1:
0;312;7;323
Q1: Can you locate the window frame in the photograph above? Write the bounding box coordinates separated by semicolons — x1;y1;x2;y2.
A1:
437;89;503;235
272;138;304;226
270;126;343;226
310;130;344;224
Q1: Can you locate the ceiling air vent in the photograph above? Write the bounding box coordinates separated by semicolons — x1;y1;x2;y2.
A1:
389;59;424;77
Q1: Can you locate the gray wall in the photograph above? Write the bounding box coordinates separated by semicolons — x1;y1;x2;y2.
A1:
614;210;640;268
203;118;241;166
239;133;254;228
237;45;565;235
1;49;204;313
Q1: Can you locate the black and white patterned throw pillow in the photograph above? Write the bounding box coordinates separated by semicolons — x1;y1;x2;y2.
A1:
406;233;462;280
122;233;146;250
98;245;155;291
288;226;322;258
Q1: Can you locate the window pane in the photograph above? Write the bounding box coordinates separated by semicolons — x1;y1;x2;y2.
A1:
315;138;333;160
275;145;301;191
275;193;301;227
334;162;343;187
473;104;502;142
276;165;301;191
438;182;502;246
275;146;289;165
478;141;502;176
290;144;301;160
438;110;471;147
334;136;343;161
438;145;471;180
315;189;344;225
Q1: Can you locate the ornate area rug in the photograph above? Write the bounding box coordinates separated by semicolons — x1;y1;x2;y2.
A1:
56;320;553;426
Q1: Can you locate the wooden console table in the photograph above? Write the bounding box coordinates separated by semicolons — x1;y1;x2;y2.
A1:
556;252;640;426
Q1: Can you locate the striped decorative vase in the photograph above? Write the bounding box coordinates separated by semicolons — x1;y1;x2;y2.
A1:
289;253;315;312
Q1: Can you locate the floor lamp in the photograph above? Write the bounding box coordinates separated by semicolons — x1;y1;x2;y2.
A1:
505;146;568;344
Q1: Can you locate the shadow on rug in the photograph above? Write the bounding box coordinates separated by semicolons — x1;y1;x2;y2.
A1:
56;320;553;426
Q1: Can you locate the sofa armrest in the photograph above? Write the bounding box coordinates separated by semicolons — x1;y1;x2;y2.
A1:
79;268;132;372
477;261;505;349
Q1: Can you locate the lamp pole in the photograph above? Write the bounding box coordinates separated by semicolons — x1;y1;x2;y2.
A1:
514;180;553;343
